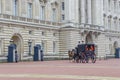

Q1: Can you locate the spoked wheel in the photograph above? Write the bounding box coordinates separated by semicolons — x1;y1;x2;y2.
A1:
80;53;86;63
85;56;89;63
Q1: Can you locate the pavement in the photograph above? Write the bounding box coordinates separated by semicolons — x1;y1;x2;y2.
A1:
0;59;120;80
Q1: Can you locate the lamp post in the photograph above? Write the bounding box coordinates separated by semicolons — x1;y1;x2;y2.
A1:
28;39;32;55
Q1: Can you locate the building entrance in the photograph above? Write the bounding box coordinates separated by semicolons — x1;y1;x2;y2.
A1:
85;32;93;44
11;34;23;60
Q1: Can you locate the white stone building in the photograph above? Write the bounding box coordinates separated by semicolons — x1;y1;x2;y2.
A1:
0;0;120;61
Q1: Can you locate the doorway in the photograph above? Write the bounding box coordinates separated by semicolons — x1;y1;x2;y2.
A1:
11;34;23;60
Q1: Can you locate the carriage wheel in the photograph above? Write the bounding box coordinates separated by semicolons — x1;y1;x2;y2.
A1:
85;57;89;63
91;54;96;63
81;54;86;63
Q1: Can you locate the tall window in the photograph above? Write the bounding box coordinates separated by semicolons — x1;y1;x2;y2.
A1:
108;0;111;11
61;14;65;21
13;0;18;16
53;41;56;53
114;0;117;13
62;2;65;10
0;40;1;55
119;2;120;13
103;17;105;27
28;3;32;18
114;19;117;30
0;0;2;13
40;6;45;20
52;8;56;21
119;20;120;31
103;0;105;11
108;18;111;30
41;41;46;53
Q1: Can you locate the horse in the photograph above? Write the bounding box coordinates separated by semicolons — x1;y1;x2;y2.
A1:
68;50;75;62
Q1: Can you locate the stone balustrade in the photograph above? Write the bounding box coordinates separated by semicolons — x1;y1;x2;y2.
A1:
65;22;104;32
0;14;62;27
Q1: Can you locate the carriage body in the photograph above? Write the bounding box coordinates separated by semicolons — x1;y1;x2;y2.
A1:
75;44;96;63
77;44;95;54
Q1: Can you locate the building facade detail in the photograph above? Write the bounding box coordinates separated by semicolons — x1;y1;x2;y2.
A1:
0;0;120;60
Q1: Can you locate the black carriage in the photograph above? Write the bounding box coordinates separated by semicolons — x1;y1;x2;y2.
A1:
75;44;96;63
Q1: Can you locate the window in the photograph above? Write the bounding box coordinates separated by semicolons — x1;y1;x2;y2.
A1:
108;0;111;11
103;0;105;11
62;14;65;21
42;31;46;36
108;18;111;30
103;17;105;27
29;30;34;35
114;0;117;13
13;0;18;16
0;0;2;13
0;40;2;55
41;41;46;53
53;32;56;37
53;41;56;53
62;2;65;10
119;20;120;31
40;6;45;20
119;2;120;13
114;19;117;30
52;8;56;21
28;3;32;18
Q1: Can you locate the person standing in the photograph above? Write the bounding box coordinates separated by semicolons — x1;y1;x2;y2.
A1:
15;50;18;63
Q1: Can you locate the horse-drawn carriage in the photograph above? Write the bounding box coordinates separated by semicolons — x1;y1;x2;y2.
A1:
68;44;96;63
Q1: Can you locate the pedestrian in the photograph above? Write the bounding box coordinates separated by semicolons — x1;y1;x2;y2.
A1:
15;50;18;63
40;50;44;61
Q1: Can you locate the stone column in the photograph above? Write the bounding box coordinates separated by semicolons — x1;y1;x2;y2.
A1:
1;0;5;13
18;0;21;16
80;0;85;23
111;0;114;13
87;0;91;24
5;0;12;14
21;0;27;17
94;0;103;26
33;1;35;19
64;0;76;23
0;0;1;13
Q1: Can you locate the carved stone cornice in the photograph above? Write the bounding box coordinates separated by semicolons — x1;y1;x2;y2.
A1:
27;0;33;3
51;1;58;8
39;0;48;4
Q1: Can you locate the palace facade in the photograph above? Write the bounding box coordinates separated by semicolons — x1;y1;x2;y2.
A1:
0;0;120;61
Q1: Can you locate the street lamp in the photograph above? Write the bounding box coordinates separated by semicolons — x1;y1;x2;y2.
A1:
28;39;32;55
